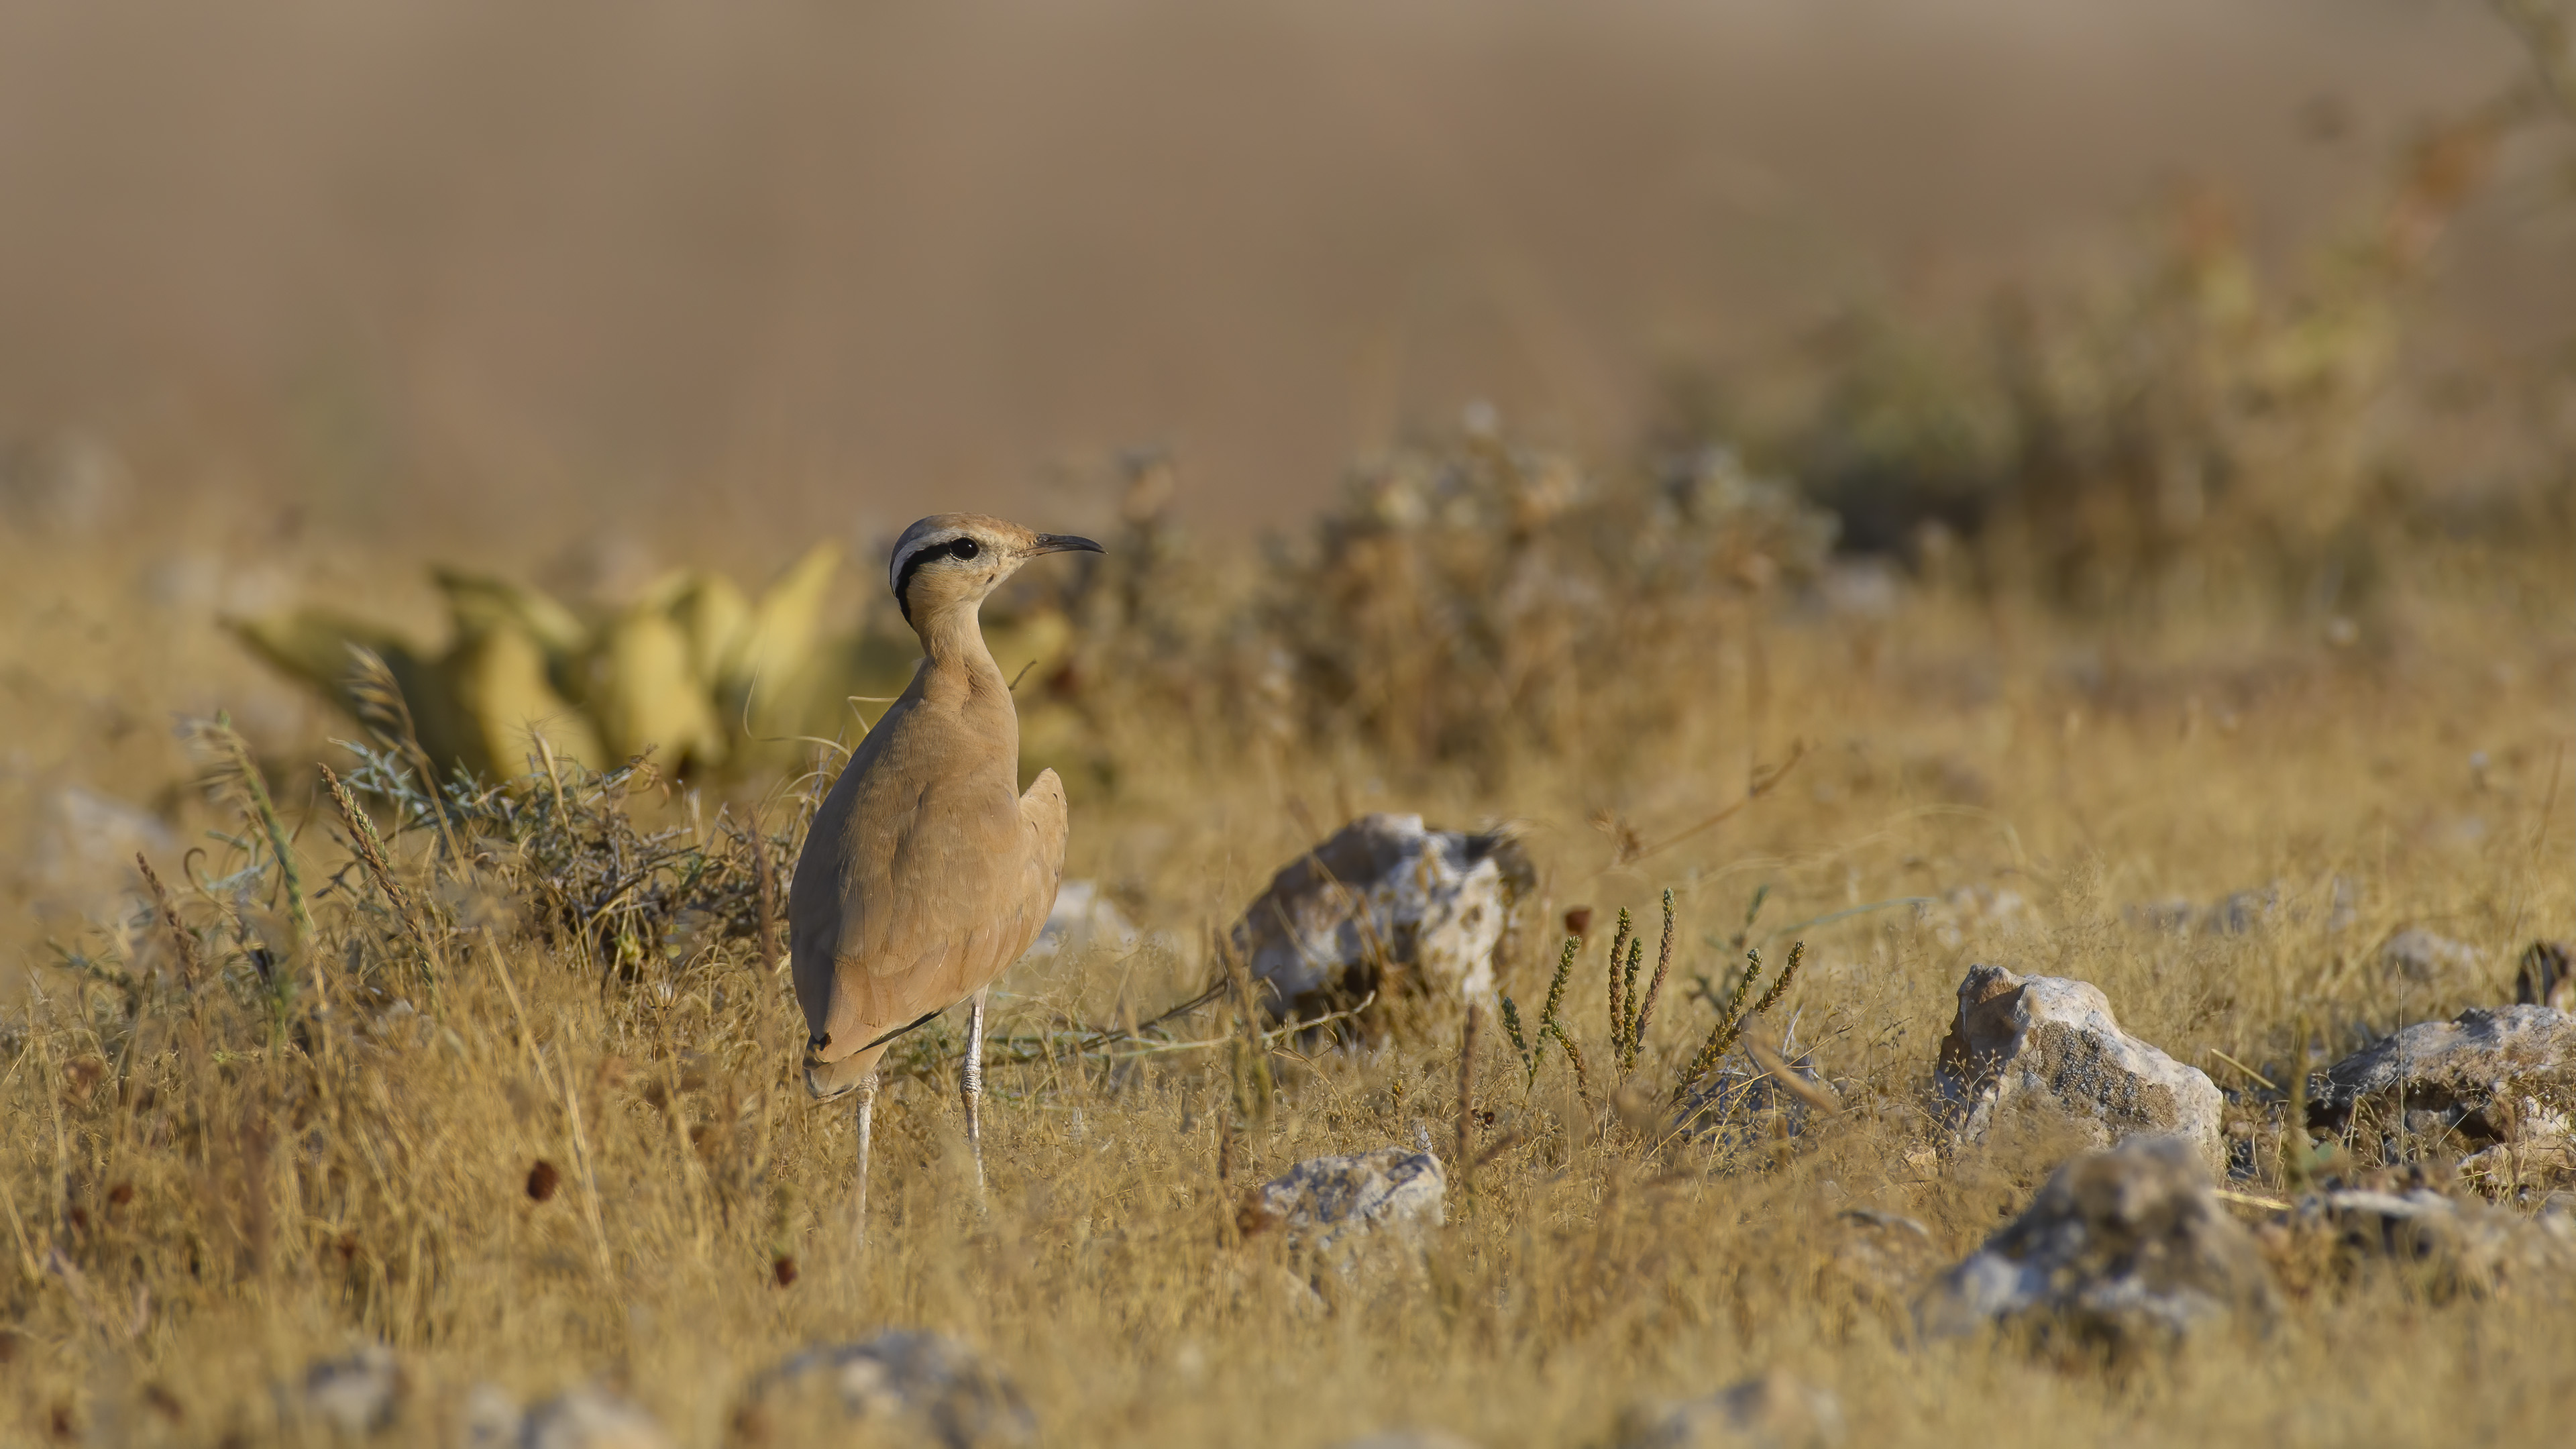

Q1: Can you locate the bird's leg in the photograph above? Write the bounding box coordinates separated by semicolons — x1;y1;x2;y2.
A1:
962;987;989;1201
853;1071;879;1250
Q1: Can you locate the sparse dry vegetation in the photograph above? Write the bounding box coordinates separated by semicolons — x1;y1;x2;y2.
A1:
8;467;2575;1442
6;7;2576;1447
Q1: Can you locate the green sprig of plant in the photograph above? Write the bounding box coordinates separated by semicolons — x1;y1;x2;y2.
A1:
1674;941;1805;1105
1627;888;1678;1071
1501;934;1582;1087
1603;908;1633;1057
1499;994;1532;1079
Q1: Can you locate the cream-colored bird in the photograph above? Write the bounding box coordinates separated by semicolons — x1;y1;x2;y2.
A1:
789;513;1102;1226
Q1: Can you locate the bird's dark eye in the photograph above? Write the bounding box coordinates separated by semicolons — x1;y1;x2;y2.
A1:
949;538;979;561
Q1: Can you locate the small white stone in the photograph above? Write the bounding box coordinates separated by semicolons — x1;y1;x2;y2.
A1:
1241;1147;1446;1280
1017;879;1142;963
742;1332;1035;1449
2377;928;2481;983
1618;1370;1845;1449
516;1387;670;1449
298;1345;404;1437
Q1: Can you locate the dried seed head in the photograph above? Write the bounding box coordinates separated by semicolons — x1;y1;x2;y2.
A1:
525;1160;562;1203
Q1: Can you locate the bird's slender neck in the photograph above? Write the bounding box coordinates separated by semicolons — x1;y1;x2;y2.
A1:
912;600;1006;700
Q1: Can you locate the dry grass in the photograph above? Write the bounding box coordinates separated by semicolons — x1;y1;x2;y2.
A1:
5;501;2575;1444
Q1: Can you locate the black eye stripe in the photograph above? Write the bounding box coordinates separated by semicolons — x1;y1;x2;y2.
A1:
892;535;988;622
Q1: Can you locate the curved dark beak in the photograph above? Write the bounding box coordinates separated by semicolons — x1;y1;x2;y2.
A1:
1028;533;1106;557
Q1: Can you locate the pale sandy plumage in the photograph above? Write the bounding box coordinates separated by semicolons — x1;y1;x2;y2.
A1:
787;512;1099;1218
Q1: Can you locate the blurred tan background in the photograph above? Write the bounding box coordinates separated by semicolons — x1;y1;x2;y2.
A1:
0;0;2557;551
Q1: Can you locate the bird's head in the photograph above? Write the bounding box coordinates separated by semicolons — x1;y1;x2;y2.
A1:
887;513;1104;631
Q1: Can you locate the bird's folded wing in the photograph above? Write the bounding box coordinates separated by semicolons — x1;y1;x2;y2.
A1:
808;771;1069;1057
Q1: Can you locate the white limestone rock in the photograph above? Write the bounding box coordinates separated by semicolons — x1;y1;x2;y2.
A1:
458;1385;669;1449
737;1332;1035;1449
1230;814;1532;1024
1917;1135;2274;1349
515;1389;671;1449
1238;1147;1446;1277
2377;928;2481;983
1617;1371;1845;1449
2284;1185;2576;1293
2308;1005;2576;1152
1018;879;1141;964
1821;1209;1942;1305
20;783;178;928
1935;963;2224;1169
296;1345;404;1437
